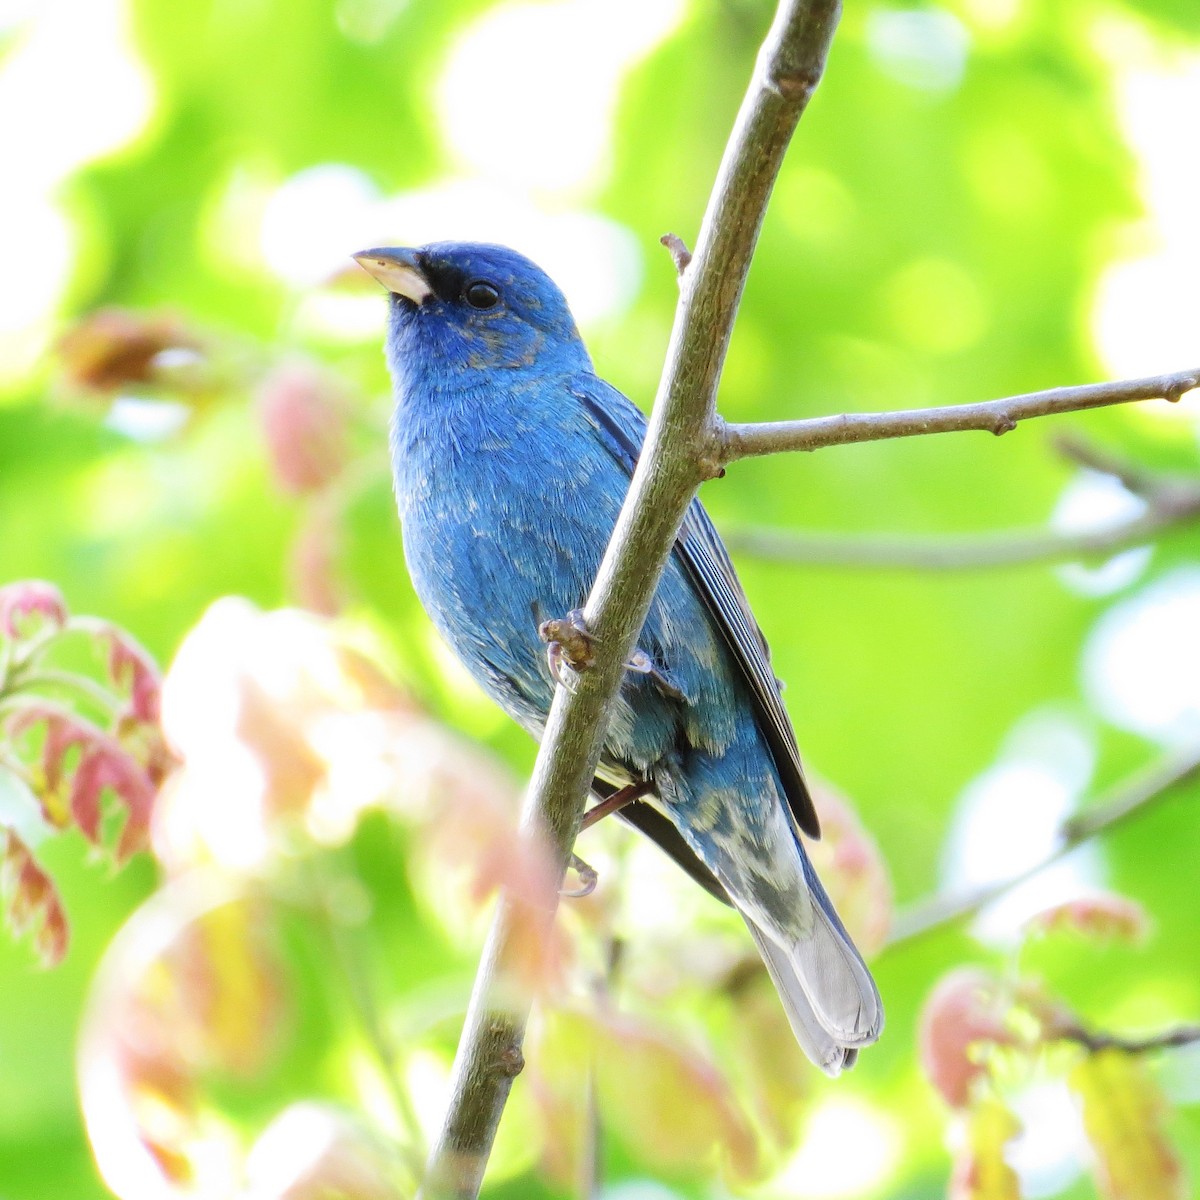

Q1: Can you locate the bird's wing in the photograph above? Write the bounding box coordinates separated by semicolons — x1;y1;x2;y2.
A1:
570;374;821;841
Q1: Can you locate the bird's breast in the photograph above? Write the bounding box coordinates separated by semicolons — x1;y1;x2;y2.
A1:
390;387;620;680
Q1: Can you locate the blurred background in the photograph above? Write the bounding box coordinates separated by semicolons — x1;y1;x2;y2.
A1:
1;0;1199;1197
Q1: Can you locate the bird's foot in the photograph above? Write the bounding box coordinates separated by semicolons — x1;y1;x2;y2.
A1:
580;779;653;831
540;611;683;700
540;608;596;689
624;648;686;701
561;852;598;898
561;783;654;899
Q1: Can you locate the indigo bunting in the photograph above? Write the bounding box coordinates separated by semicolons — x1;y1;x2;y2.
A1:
356;242;882;1073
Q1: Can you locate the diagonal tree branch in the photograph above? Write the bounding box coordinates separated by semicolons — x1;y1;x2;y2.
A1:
885;744;1200;949
419;3;841;1196
718;367;1200;462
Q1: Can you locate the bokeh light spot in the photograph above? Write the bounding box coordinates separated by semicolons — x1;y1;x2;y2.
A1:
0;0;153;380
962;122;1052;223
881;257;988;355
1007;1082;1088;1198
1051;469;1152;598
941;709;1102;943
436;0;687;194
261;170;642;330
260;164;383;288
1091;40;1200;389
1083;567;1200;746
767;1098;901;1199
866;8;970;93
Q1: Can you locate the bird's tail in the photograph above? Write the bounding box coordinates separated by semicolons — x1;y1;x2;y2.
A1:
743;916;881;1076
744;922;859;1074
655;763;883;1073
742;858;883;1076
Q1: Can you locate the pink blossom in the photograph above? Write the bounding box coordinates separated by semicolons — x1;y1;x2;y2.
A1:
8;706;157;858
256;362;348;495
1;830;69;966
919;967;1015;1109
101;625;162;723
0;580;68;638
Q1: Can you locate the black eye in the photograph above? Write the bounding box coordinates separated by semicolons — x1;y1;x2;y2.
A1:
464;280;500;310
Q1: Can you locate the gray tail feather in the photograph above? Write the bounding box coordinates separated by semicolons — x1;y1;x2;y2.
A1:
743;922;859;1076
743;904;883;1077
794;855;885;1050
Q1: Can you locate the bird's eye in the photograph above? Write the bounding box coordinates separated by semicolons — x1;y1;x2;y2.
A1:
464;281;500;310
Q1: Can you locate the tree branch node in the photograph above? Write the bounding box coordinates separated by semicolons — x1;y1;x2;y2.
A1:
697;419;730;480
766;71;818;100
492;1037;525;1079
660;233;693;276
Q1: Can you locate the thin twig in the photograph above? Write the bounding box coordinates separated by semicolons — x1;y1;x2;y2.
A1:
886;745;1200;949
723;492;1200;570
725;435;1200;569
660;233;693;275
2;668;124;714
1053;1022;1200;1055
312;858;427;1177
581;936;624;1199
419;4;841;1197
1051;432;1162;496
719;367;1200;462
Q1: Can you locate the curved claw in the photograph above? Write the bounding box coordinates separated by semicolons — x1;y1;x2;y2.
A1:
561;852;598;898
539;609;597;688
545;640;578;692
625;648;685;701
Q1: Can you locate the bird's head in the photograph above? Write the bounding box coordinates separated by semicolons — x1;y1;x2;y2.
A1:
354;242;591;388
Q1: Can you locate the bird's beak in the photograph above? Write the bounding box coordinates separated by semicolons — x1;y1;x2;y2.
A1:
353;247;433;305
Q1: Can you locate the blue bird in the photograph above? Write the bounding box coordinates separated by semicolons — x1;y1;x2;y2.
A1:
356;242;883;1073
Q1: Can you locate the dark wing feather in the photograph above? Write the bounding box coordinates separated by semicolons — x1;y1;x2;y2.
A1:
674;498;820;838
571;375;821;841
588;781;732;905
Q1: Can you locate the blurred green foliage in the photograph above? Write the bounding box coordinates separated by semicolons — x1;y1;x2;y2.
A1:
1;0;1199;1197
